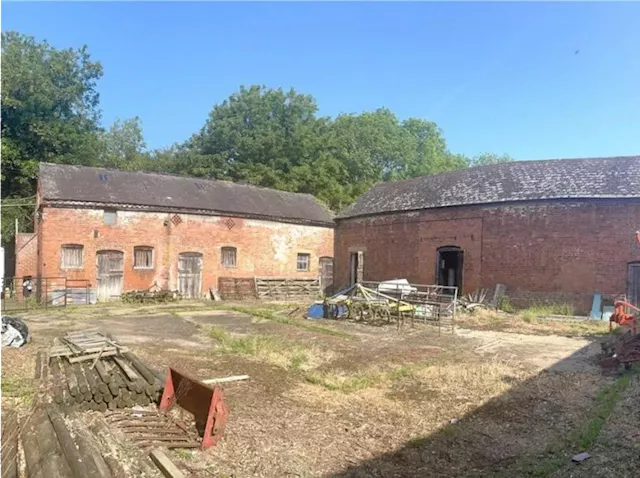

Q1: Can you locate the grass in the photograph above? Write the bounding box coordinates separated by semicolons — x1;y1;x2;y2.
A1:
211;303;356;340
521;302;575;317
1;377;36;407
457;308;610;337
516;368;637;477
208;325;318;371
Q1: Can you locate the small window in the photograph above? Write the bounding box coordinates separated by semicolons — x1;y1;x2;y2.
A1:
61;245;84;269
297;253;310;272
104;209;117;225
221;247;237;269
134;247;154;269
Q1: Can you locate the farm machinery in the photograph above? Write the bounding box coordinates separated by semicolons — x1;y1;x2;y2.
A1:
600;299;640;371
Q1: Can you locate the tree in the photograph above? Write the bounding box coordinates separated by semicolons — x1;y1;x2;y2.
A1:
468;152;514;167
1;32;104;244
99;117;147;169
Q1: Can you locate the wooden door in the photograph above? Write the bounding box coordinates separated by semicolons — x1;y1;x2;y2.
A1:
319;257;334;295
97;251;124;301
627;263;640;306
178;253;202;299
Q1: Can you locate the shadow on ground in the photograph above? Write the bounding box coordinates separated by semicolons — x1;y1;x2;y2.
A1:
329;335;638;478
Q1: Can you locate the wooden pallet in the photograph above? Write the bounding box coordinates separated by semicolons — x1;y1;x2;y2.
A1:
49;329;129;361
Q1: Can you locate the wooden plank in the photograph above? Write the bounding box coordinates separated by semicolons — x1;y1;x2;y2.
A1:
149;449;185;478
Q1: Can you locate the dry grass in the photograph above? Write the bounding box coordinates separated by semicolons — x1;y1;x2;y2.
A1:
208;325;332;371
457;308;610;336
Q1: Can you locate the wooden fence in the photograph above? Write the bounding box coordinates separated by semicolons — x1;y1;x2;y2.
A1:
218;277;322;301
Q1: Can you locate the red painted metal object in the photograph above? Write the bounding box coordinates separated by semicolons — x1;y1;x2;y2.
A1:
159;368;229;449
609;300;638;335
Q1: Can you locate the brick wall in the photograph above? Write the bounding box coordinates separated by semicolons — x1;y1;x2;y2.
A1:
34;207;334;297
335;199;640;313
15;233;38;279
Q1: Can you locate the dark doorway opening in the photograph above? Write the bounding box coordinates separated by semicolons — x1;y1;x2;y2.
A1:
349;251;364;286
436;246;464;292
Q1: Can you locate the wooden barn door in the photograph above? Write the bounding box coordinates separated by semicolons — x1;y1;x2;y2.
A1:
178;253;202;299
319;257;334;295
627;262;640;306
97;251;124;301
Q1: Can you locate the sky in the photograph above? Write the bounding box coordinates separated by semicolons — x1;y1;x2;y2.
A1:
3;1;639;160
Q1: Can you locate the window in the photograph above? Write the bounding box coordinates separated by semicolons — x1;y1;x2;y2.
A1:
104;209;117;225
221;247;237;269
297;253;310;272
134;247;154;269
61;245;84;269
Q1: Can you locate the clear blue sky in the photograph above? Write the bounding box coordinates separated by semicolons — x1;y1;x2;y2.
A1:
4;1;639;160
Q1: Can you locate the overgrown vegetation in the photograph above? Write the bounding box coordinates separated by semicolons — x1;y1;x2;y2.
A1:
208;326;317;371
457;308;609;336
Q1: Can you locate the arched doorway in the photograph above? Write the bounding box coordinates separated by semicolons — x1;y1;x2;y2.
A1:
436;246;464;291
178;252;203;299
96;250;124;301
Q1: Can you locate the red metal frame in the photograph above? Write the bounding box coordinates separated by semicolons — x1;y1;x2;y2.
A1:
159;368;229;449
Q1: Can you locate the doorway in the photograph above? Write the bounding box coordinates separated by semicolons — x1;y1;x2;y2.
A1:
627;262;640;306
178;252;203;299
436;246;464;292
319;257;334;295
349;251;364;286
97;250;124;301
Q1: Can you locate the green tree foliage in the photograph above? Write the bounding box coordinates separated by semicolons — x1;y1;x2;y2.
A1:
99;116;147;169
468;152;514;167
1;32;104;198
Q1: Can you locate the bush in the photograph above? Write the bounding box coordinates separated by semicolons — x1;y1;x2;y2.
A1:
497;296;514;313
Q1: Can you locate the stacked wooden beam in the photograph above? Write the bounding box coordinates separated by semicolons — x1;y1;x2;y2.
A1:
47;330;164;412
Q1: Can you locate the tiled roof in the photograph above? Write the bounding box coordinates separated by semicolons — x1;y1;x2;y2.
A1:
338;156;640;219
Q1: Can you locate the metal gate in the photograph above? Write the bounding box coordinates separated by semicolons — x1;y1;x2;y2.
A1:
178;253;202;299
97;251;124;301
627;262;640;306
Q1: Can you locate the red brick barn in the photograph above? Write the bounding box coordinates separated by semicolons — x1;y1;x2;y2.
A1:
334;156;640;314
16;163;334;301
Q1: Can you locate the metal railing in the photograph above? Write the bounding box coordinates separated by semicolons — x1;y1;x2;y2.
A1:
360;281;458;333
1;277;92;312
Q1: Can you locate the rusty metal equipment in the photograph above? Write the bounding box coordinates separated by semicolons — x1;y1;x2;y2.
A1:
159;367;228;449
609;300;638;335
106;409;201;449
600;330;640;371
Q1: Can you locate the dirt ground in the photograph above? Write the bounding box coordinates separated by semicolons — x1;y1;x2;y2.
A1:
2;302;638;477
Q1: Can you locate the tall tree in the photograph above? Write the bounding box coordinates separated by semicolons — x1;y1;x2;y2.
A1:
99;116;147;169
1;32;104;198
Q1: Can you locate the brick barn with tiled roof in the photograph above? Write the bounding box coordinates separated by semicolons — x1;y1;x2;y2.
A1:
334;156;640;313
15;163;334;301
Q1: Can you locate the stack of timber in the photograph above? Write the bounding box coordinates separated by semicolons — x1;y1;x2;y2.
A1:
18;406;166;478
218;277;257;300
255;277;321;300
46;329;164;412
2;411;19;478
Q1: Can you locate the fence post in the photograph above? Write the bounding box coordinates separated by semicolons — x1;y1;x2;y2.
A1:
64;279;68;307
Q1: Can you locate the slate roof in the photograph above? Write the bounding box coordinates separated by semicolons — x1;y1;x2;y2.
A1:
338;156;640;219
39;163;334;226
